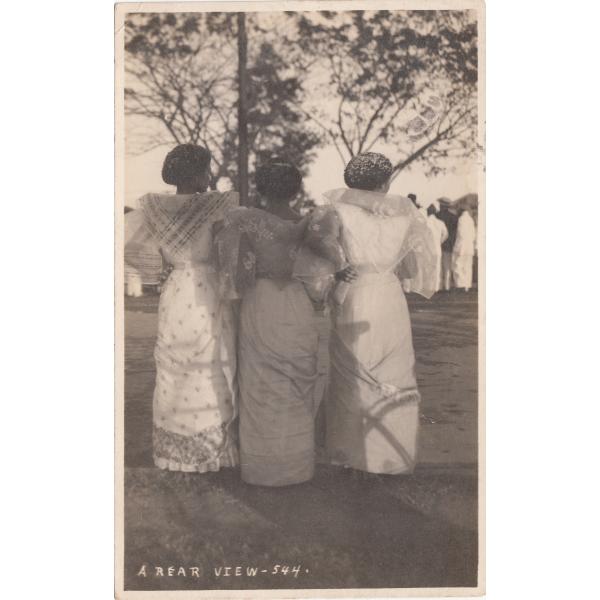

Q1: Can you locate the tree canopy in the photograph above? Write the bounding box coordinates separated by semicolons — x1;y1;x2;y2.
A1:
292;10;478;177
124;10;478;190
125;13;319;193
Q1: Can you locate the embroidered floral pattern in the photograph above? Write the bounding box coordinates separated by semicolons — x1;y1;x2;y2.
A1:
242;251;256;271
153;423;231;467
303;207;347;271
238;217;275;241
215;207;307;299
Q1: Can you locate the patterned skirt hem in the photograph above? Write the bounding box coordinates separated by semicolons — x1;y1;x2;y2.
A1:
153;445;238;473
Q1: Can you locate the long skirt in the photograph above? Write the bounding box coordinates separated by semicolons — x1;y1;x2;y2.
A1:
152;265;238;472
452;253;474;289
238;278;320;486
326;272;420;474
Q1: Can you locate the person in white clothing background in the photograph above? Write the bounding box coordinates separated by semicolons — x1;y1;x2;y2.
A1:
426;202;448;293
125;266;143;297
452;207;477;292
402;193;427;293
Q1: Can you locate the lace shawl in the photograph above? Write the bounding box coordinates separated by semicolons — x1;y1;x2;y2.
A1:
140;191;238;257
124;191;238;285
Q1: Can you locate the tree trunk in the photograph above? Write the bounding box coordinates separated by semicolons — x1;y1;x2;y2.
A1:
237;12;250;206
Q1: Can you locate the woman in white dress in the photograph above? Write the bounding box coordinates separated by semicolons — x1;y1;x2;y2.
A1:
452;207;477;292
301;153;437;475
124;144;239;472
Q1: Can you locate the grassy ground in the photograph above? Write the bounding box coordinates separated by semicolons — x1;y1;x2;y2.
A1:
122;289;479;591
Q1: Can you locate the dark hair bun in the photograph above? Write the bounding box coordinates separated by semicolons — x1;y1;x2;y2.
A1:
161;144;211;186
255;161;302;201
344;152;393;191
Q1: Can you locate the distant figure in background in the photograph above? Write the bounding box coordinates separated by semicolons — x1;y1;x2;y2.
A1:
437;201;459;290
452;207;477;292
426;203;448;292
402;193;421;292
125;267;143;297
124;206;143;297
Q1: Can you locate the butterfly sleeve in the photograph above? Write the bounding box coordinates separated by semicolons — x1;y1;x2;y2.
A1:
293;206;349;306
124;208;163;285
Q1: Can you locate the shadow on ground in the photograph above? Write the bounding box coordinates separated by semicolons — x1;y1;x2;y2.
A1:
122;289;479;591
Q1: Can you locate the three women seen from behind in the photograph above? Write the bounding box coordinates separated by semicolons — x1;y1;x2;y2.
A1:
125;143;437;484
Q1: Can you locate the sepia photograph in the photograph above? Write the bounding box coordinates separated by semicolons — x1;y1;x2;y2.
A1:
115;1;485;597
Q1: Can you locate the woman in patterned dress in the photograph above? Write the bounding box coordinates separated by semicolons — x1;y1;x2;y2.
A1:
452;207;477;292
125;144;239;472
